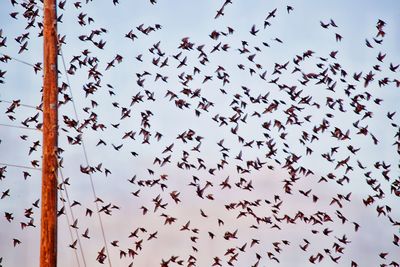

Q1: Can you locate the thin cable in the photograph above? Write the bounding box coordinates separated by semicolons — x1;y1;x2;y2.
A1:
57;165;87;267
0;123;41;131
0;52;38;69
56;168;82;267
0;162;41;171
59;45;113;266
0;99;40;110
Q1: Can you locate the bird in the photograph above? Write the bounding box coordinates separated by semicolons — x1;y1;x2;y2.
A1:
1;189;10;199
13;238;21;247
250;25;259;36
69;239;77;249
82;228;90;239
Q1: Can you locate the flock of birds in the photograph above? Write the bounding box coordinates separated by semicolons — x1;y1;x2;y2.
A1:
0;0;400;266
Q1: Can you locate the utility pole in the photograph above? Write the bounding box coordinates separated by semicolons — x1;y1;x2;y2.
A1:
40;0;58;266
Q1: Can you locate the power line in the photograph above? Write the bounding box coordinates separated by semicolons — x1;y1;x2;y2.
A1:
0;123;41;131
59;45;113;267
57;170;82;267
0;162;41;171
0;52;38;69
57;164;87;267
0;99;40;110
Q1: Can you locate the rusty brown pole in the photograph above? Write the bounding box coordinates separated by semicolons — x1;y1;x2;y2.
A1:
40;0;58;266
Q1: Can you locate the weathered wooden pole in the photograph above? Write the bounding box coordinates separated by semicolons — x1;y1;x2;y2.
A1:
40;0;58;266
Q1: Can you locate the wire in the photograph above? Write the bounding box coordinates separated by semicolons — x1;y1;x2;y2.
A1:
57;164;87;267
59;45;113;267
0;162;41;171
56;168;82;267
0;52;38;69
0;99;40;110
0;123;41;131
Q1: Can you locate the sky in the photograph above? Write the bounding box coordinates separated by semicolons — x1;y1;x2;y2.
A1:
0;0;400;266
